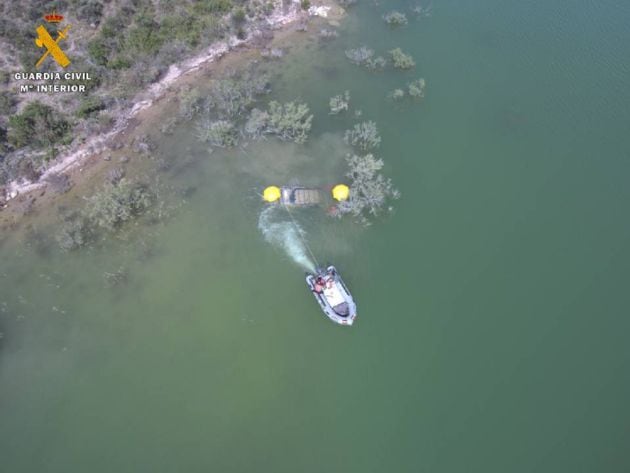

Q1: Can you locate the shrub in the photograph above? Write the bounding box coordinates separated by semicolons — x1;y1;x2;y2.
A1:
383;11;408;26
76;0;105;25
266;101;313;144
179;87;202;120
336;153;400;224
76;97;106;118
389;48;415;69
344;121;381;151
408;78;426;98
329;91;350;115
301;0;311;10
8;102;72;151
232;7;247;24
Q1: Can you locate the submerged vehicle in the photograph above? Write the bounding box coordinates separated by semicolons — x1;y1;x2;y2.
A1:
306;265;357;326
280;186;321;206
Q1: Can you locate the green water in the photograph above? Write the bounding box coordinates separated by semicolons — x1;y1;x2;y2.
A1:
2;1;630;471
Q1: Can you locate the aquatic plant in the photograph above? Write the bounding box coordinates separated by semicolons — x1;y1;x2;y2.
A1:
344;121;381;151
408;78;427;98
389;89;405;101
383;11;408;26
345;46;374;66
195;119;238;148
336;154;400;225
266;101;313;144
329;91;351;115
389;48;416;69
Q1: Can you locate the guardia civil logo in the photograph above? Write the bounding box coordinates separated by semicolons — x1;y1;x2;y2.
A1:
34;11;71;68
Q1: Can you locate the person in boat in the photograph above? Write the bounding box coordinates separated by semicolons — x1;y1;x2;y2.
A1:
314;276;325;293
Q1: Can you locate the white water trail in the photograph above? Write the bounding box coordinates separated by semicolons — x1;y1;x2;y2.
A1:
257;206;316;272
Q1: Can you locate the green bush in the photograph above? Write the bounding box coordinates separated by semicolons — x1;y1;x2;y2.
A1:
8;102;72;151
76;97;106;118
232;7;247;24
300;0;311;10
194;0;233;14
0;91;17;116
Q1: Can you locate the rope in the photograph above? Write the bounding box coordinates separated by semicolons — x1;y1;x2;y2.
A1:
282;202;320;270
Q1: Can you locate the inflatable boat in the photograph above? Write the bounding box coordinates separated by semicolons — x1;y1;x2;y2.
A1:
306;266;357;326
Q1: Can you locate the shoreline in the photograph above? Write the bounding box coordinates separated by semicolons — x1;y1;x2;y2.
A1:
2;1;337;209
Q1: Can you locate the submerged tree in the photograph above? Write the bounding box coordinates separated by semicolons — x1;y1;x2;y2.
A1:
389;48;416;69
388;88;405;101
85;178;153;232
344;121;381;151
365;56;387;71
205;69;270;120
408;78;427;98
244;108;270;138
336;154;400;225
345;46;374;66
329;91;351;115
195;119;238;148
383;11;408;27
266;101;313;144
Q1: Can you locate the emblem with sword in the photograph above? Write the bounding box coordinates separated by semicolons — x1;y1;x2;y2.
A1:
35;12;71;68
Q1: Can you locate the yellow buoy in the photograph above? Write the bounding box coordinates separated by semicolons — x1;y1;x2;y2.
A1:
332;184;350;201
263;186;281;203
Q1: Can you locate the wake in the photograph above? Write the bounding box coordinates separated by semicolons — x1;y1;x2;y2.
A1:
257;206;316;272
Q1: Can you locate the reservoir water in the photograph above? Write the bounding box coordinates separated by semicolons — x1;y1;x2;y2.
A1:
2;1;630;471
